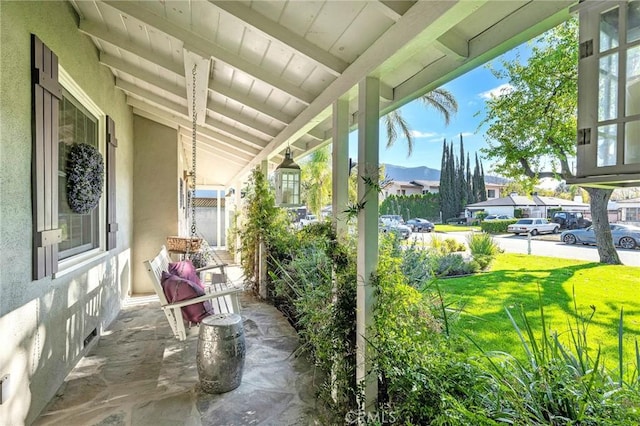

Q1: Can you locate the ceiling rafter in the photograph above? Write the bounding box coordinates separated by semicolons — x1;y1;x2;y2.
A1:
178;131;253;165
126;97;262;156
209;82;295;125
103;1;316;105
101;53;272;150
82;21;296;127
79;19;184;75
116;78;186;115
202;115;269;150
208;0;348;77
229;0;460;185
373;0;416;21
183;51;210;126
206;99;281;139
100;52;184;99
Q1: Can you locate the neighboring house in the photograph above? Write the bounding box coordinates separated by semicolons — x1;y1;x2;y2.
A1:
616;198;640;226
531;195;590;218
382;180;424;197
466;193;538;218
381;180;505;200
466;193;590;218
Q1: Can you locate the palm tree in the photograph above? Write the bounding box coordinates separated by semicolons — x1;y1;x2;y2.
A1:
301;146;332;217
383;88;458;156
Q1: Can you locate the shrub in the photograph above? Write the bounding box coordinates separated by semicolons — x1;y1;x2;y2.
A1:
429;253;478;277
371;241;492;424
466;232;501;270
480;219;517;234
429;235;466;254
269;223;358;421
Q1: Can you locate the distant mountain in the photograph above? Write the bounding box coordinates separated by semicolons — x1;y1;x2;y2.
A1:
383;163;509;185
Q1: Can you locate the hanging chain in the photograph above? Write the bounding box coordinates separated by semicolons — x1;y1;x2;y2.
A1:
190;64;198;242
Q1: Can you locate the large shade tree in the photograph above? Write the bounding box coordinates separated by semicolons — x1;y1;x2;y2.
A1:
479;18;620;264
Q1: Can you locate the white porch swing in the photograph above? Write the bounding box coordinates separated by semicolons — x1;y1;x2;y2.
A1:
144;64;242;341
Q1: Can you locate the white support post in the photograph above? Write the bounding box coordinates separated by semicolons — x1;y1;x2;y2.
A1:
332;97;350;241
224;187;229;249
216;190;222;248
259;160;269;299
356;76;379;411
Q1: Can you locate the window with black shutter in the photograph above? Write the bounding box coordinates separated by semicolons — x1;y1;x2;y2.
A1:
32;34;62;280
106;116;118;250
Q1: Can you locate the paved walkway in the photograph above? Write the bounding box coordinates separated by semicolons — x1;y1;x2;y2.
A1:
35;280;318;425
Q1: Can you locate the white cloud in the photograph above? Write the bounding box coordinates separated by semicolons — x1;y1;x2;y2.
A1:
409;130;438;138
459;131;474;137
479;83;513;99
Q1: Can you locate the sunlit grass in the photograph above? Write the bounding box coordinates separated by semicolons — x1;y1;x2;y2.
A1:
435;224;480;233
438;253;640;377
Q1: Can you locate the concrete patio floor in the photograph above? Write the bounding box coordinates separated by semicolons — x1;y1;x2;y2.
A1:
34;265;319;425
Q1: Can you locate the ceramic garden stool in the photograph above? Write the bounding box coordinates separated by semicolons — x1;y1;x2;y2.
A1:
197;313;246;393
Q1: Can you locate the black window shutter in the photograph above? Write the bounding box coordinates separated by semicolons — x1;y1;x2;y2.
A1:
31;34;62;280
106;116;118;250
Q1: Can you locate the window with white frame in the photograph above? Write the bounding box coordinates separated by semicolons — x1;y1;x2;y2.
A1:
58;90;101;259
626;207;640;221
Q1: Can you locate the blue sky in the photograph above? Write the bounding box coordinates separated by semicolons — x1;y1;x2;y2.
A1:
348;43;530;173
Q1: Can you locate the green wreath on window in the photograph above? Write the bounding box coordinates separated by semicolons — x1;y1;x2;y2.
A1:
66;143;104;214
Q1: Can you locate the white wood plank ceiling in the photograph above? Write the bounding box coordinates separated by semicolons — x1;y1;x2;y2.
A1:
70;0;575;188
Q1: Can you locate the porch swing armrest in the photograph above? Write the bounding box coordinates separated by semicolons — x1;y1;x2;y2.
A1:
196;263;228;273
167;287;241;310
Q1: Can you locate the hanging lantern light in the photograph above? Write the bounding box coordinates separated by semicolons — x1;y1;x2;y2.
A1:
275;147;301;207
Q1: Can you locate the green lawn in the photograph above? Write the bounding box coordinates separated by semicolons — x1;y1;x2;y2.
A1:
438;253;640;376
435;224;480;233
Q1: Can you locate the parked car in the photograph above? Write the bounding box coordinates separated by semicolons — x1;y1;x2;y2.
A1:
406;218;435;232
561;224;640;249
552;211;591;229
379;222;412;239
380;214;404;226
485;214;514;221
299;214;318;227
507;218;560;235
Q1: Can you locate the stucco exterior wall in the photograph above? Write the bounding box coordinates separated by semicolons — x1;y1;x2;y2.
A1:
0;2;134;424
131;116;179;295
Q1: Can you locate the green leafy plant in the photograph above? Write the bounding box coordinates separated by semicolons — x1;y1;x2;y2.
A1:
466;232;501;270
472;295;640;425
237;167;292;293
268;223;358;422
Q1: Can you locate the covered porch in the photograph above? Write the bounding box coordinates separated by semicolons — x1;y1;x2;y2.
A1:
34;262;318;425
1;1;606;424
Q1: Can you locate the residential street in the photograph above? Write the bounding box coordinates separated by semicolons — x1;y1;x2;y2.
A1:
413;231;640;267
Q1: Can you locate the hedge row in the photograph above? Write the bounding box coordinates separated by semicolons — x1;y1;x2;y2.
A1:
480;219;518;234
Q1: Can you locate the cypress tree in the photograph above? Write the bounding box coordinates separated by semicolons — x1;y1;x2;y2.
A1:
438;139;450;220
458;134;467;211
479;161;487;201
473;153;482;202
448;141;457;220
466;152;474;204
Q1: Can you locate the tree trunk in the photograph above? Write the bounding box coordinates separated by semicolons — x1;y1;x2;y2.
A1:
584;187;622;265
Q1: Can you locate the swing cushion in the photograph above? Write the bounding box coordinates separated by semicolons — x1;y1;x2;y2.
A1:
160;271;213;323
168;260;203;289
